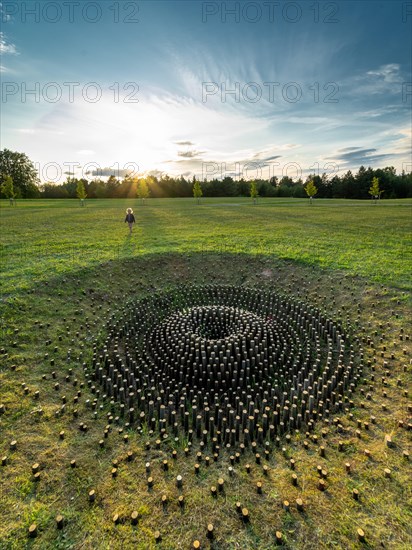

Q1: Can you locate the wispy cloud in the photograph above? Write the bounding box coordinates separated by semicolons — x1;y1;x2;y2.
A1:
263;155;282;161
327;147;396;166
177;150;205;159
346;63;405;97
89;167;132;177
0;32;17;55
366;64;402;83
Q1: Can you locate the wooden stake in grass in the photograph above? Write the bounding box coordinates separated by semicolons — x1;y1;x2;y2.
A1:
296;498;304;512
112;513;120;525
241;508;250;523
154;530;161;543
56;515;64;529
88;489;96;503
192;540;201;549
385;435;394;448
131;511;139;525
206;523;214;539
275;531;283;545
28;524;37;538
357;528;365;542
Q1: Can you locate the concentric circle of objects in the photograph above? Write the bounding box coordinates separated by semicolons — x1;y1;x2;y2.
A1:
92;285;362;446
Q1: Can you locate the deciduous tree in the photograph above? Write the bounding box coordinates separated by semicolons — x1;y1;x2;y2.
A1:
136;179;150;204
304;180;318;204
0;175;15;205
369;176;382;204
76;180;87;205
193;178;203;204
0;149;39;198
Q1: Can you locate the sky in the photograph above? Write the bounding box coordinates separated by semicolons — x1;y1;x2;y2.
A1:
1;0;411;182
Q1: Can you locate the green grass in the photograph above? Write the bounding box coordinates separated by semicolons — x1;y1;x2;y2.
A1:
1;197;411;295
0;198;411;549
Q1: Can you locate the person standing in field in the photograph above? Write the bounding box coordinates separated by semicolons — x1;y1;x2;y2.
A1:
125;207;136;234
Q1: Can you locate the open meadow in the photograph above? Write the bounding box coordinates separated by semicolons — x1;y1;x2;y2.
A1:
0;197;411;549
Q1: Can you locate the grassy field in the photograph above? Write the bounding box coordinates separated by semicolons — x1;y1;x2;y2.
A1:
0;198;411;550
1;198;411;294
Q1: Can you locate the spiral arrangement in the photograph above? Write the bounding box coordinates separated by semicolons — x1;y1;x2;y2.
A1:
92;285;361;447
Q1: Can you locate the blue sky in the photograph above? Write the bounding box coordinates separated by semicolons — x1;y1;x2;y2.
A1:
1;0;411;182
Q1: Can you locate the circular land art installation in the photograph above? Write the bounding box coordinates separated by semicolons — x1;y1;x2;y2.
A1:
92;285;363;448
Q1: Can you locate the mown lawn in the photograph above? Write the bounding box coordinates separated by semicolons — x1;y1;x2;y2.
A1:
1;197;411;295
0;198;410;549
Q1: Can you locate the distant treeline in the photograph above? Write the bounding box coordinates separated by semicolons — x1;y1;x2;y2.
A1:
1;146;411;200
39;166;412;200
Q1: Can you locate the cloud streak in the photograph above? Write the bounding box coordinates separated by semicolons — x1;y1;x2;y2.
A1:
0;32;17;55
177;150;205;159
